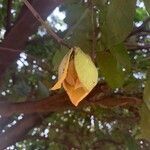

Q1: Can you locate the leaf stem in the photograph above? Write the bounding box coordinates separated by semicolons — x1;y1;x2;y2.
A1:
90;0;96;61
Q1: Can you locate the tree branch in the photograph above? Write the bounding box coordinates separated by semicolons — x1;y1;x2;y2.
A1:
0;116;14;133
0;84;142;117
0;114;46;149
126;17;150;39
90;0;96;61
23;135;49;142
126;43;150;50
0;0;63;80
5;0;13;35
22;0;71;49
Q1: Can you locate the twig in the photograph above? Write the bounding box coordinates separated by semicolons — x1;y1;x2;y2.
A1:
0;46;52;73
5;0;13;35
126;17;150;39
91;0;96;61
137;17;150;31
126;43;150;50
22;0;71;49
24;135;49;141
0;46;21;53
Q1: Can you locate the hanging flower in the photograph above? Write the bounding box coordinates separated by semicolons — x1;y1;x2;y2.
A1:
51;47;98;106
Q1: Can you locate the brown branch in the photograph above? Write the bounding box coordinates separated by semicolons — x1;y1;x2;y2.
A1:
126;43;150;50
0;46;52;73
95;139;123;146
0;84;142;117
22;0;71;49
0;46;21;53
0;116;14;132
126;17;150;39
0;114;46;149
90;0;96;61
5;0;13;35
127;17;150;39
0;0;63;80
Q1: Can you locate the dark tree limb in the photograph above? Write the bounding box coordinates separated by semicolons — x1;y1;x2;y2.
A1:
126;43;150;50
23;135;49;141
0;84;142;117
0;0;63;80
0;117;14;133
126;17;150;39
5;0;13;35
0;2;62;147
0;114;46;150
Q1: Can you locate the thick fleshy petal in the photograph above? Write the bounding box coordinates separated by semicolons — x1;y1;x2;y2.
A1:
63;81;88;106
65;59;77;86
51;49;73;90
74;47;98;91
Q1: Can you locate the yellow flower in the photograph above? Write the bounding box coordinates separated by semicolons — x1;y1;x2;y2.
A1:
51;47;98;106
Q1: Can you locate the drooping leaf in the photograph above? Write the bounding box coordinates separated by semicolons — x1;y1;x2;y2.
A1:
37;81;49;98
110;43;131;71
100;0;136;48
52;48;68;71
60;1;92;51
135;7;148;22
143;74;150;111
137;104;150;140
143;0;150;14
124;134;138;150
14;80;31;97
98;51;125;89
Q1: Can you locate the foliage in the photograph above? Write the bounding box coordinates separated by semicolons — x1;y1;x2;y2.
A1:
17;107;142;149
0;0;150;149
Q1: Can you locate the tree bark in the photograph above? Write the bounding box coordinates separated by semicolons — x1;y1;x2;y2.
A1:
0;84;142;117
0;1;63;148
0;114;46;150
0;117;14;133
0;0;63;79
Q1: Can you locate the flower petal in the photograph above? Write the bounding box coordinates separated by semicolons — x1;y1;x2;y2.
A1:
74;47;98;91
65;59;77;86
63;81;89;106
51;49;73;90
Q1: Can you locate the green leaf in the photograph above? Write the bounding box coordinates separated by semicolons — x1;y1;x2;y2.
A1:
137;104;150;140
52;48;68;71
14;80;31;97
97;51;125;89
143;74;150;111
124;134;138;150
143;0;150;15
101;0;136;48
60;1;92;51
110;43;131;71
37;81;49;98
135;7;148;22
